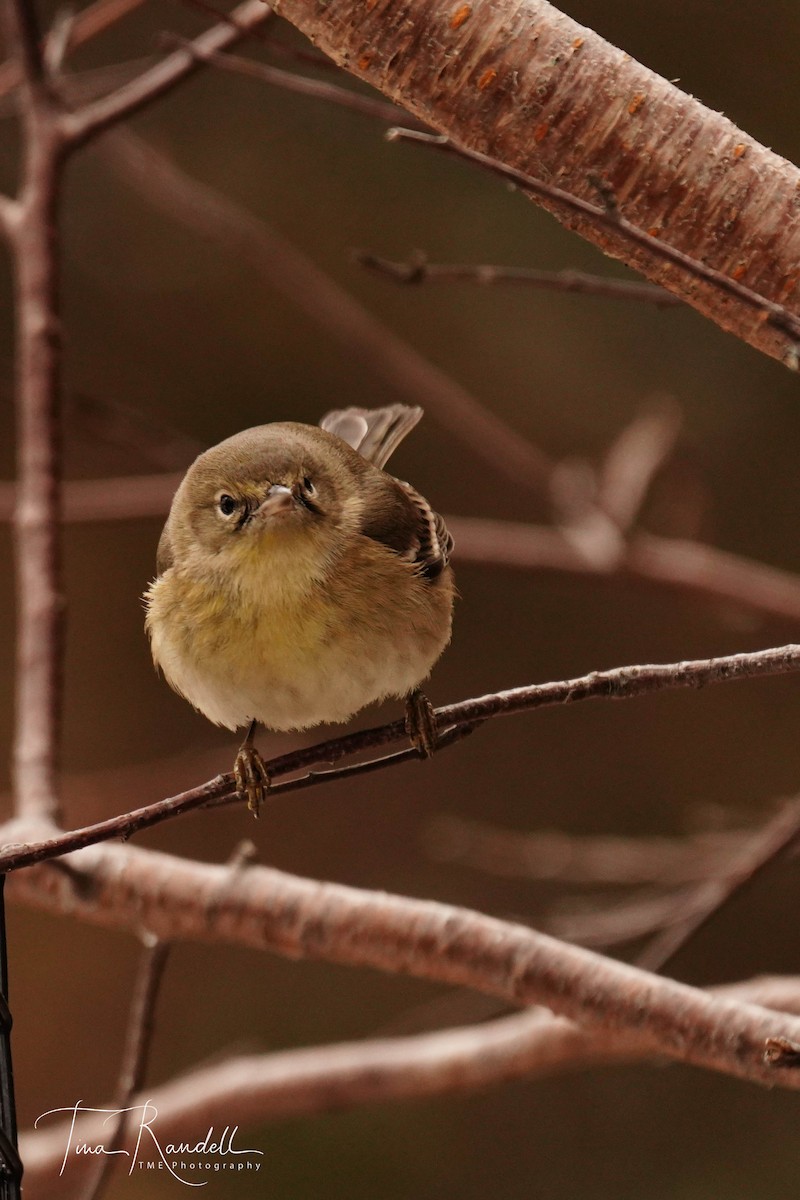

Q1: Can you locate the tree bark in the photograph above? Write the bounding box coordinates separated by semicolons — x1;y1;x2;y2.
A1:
272;0;800;364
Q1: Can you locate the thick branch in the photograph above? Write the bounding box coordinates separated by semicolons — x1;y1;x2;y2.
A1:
21;973;800;1189
8;837;800;1091
270;0;800;364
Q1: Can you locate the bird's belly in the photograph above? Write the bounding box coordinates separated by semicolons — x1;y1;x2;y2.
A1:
149;581;440;732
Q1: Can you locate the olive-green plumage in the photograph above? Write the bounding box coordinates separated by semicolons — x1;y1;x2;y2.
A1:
145;405;454;735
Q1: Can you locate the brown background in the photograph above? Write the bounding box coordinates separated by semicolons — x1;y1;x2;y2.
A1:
3;0;800;1196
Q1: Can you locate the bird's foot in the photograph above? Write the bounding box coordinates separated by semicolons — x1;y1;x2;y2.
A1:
234;725;271;818
405;688;439;758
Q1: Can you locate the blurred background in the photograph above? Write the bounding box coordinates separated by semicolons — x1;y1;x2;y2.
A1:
3;0;800;1195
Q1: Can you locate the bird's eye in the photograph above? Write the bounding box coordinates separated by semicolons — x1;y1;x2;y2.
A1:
303;477;315;494
218;494;238;516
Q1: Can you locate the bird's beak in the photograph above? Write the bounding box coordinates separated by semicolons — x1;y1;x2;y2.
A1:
255;484;295;520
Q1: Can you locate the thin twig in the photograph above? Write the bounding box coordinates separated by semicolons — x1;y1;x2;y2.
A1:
99;128;555;493
387;129;800;354
425;815;748;886
597;399;683;532
548;887;710;949
81;936;170;1200
161;39;418;124
59;0;274;146
2;643;800;872
636;797;800;972
0;0;150;100
355;251;681;307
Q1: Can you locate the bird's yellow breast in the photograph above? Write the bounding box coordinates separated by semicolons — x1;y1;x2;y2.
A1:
145;531;452;732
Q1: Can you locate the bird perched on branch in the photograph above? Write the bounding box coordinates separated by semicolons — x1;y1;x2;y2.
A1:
145;404;454;813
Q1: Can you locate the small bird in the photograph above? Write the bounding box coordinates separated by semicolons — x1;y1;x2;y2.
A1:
145;405;454;812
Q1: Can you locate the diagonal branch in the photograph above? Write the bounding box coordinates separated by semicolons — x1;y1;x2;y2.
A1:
356;250;681;307
82;936;170;1200
390;128;800;350
1;643;800;872
100;129;555;493
269;0;800;365
8;834;800;1091
59;0;274;146
21;972;800;1190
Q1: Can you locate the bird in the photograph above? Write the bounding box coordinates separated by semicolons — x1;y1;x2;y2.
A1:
144;404;455;813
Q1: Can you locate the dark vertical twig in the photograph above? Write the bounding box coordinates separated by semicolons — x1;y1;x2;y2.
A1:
0;879;22;1200
81;936;171;1200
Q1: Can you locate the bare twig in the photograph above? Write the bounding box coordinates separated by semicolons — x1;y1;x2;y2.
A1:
59;0;274;146
99;129;555;494
355;251;680;307
597;399;683;532
1;644;800;872
453;519;800;625
82;936;170;1200
162;40;418;125
548;887;709;949
5;0;67;823
0;0;151;100
637;797;800;972
387;129;800;356
425;815;748;886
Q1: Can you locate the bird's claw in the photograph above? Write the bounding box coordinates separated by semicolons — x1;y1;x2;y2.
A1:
405;688;439;758
234;744;271;818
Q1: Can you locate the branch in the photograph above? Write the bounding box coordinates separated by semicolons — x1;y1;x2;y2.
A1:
59;0;274;146
6;0;69;824
0;0;151;100
636;797;800;972
7;468;800;625
425;814;748;886
98;129;554;494
454;520;800;625
2;643;800;871
389;128;800;353
9;835;800;1092
82;936;170;1200
267;0;800;364
21;971;800;1189
163;40;419;125
4;0;46;91
355;250;681;307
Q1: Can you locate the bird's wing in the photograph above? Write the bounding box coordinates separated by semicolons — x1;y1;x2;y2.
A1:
360;474;452;581
320;404;423;469
395;480;453;580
